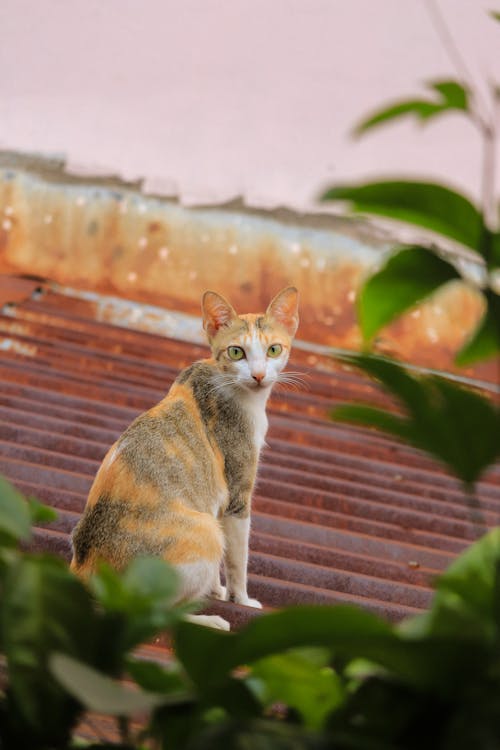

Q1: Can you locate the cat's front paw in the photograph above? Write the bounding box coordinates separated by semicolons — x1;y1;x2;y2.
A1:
244;597;263;609
230;594;263;609
185;613;230;630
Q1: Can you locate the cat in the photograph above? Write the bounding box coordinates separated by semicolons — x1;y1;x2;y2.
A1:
70;286;299;630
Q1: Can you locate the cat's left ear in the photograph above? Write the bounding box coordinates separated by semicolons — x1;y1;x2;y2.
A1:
266;287;299;337
202;291;238;340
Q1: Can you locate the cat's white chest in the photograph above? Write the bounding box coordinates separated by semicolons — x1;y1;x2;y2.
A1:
245;392;269;452
252;408;268;452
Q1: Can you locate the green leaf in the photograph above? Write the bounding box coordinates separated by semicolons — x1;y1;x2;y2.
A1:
0;475;32;545
1;555;97;744
333;404;411;441
126;657;188;694
175;605;392;689
248;648;345;729
91;557;179;612
327;675;443;749
354;80;469;136
185;718;328;750
175;605;490;704
456;289;500;365
431;80;469;109
205;678;263;719
354;100;447;135
91;557;183;651
50;653;169;715
27;496;58;525
489;10;500;22
358;245;460;342
321;180;483;253
491;233;500;269
425;528;500;640
333;354;500;488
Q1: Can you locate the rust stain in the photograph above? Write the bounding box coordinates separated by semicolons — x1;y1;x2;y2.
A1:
0;164;495;380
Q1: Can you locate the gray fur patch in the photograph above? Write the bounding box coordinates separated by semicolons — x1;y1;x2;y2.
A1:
72;494;173;568
186;363;256;517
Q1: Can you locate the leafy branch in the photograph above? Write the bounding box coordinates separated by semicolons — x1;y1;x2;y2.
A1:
321;13;500;365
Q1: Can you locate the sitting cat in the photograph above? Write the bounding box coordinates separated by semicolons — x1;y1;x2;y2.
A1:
70;286;299;630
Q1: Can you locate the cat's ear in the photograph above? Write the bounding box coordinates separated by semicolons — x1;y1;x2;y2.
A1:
266;287;299;337
202;291;238;340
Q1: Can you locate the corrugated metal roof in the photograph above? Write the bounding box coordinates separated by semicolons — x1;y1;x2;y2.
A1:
1;275;499;633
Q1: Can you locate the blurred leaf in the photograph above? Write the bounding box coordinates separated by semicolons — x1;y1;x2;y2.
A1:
174;605;476;697
333;404;410;440
321;180;483;253
185;718;331;750
27;496;58;525
0;475;32;546
443;683;500;749
1;555;96;744
327;675;444;750
333;354;500;488
456;289;500;365
354;79;469;136
91;557;184;651
490;10;500;22
91;557;179;612
425;528;500;640
175;606;392;687
174;618;231;687
478;226;500;270
122;555;179;601
432;80;469;108
206;678;263;719
491;232;500;269
176;606;394;695
150;698;202;750
248;648;344;729
50;653;169;715
358;245;460;342
126;657;188;694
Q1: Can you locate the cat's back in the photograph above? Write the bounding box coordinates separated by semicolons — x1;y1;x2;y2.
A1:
70;359;231;573
100;359;231;507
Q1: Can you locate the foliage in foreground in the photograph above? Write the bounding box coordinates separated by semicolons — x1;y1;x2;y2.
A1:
321;20;500;365
333;353;500;493
320;10;500;506
2;475;500;749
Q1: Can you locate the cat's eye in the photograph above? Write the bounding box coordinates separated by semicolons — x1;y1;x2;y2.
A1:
228;346;245;361
267;343;283;358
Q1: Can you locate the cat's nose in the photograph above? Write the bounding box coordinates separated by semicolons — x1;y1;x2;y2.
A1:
252;373;265;384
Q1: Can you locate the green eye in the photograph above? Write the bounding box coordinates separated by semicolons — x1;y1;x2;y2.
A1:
228;346;245;361
267;343;283;358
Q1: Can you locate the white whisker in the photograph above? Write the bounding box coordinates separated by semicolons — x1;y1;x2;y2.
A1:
206;375;242;396
275;370;309;392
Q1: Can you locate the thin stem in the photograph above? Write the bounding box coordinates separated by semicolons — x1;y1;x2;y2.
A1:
481;122;497;233
424;0;490;126
118;715;132;746
424;0;499;231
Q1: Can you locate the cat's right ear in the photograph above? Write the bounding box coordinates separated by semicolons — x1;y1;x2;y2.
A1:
266;286;299;337
202;291;238;340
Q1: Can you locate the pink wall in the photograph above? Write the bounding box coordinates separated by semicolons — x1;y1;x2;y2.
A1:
0;0;498;210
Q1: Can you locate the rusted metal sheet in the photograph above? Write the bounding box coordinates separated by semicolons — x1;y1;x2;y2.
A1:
1;278;498;631
0;156;493;378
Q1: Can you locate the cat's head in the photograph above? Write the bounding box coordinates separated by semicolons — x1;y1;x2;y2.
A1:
202;287;299;391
